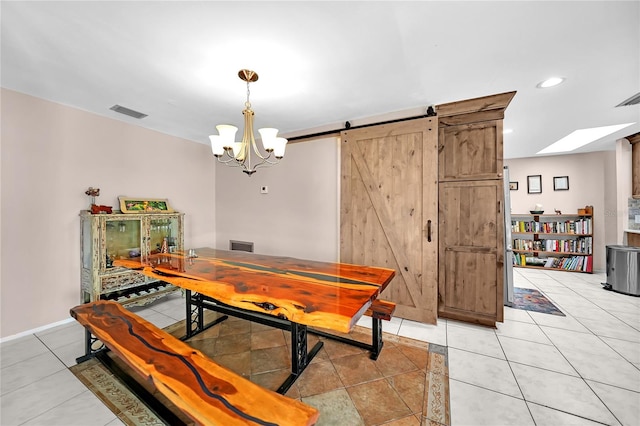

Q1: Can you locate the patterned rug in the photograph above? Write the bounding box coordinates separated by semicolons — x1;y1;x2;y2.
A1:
70;315;450;425
512;287;565;316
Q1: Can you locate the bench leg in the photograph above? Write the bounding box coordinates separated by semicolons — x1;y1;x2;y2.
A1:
75;329;106;364
370;317;384;360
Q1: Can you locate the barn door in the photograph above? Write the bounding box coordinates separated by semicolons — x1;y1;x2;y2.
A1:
340;117;438;323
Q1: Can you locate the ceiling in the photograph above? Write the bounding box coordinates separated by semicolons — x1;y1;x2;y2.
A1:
2;1;639;159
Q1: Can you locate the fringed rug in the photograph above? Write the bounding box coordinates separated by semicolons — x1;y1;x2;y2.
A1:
70;315;450;426
513;287;565;316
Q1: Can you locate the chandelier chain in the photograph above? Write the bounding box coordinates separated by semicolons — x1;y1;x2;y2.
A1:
245;81;251;109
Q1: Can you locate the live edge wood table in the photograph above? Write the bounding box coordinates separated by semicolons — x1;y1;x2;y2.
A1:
115;248;395;394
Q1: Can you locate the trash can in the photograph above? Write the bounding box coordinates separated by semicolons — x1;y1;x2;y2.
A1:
604;245;640;296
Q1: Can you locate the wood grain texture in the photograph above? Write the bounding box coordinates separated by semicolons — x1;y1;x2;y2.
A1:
71;300;319;426
115;248;395;333
436;91;516;118
340;118;438;324
438;180;504;326
364;299;396;321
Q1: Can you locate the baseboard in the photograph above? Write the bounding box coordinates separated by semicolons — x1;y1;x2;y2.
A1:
0;317;75;344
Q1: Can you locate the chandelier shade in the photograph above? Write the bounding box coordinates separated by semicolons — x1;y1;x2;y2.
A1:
209;70;287;176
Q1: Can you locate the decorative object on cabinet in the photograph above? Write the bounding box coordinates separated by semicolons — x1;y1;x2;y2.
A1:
209;69;288;176
511;210;593;273
509;181;518;190
80;210;184;306
85;187;113;214
553;176;569;191
118;197;174;213
527;175;542;194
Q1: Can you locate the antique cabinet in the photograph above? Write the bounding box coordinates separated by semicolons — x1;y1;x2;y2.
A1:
437;91;516;326
80;210;184;306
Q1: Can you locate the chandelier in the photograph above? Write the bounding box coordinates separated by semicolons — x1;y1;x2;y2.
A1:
209;69;288;176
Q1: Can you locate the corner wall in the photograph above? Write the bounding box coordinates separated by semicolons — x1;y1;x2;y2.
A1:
1;88;216;338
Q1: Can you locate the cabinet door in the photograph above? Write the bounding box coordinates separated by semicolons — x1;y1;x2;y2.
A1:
341;117;438;324
145;214;184;254
102;216;143;271
438;180;504;326
438;120;503;182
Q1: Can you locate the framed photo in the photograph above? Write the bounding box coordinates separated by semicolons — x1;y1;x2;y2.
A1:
118;197;174;214
527;175;542;194
509;181;519;191
553;176;569;191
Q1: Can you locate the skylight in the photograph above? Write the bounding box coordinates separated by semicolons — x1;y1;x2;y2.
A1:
537;123;635;155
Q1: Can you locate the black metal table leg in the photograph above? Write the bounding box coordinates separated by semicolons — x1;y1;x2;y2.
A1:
277;323;323;395
370;317;384;360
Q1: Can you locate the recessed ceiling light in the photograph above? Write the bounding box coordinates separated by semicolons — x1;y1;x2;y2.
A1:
537;122;635;154
536;77;566;89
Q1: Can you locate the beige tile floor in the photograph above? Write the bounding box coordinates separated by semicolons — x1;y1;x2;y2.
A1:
1;268;639;425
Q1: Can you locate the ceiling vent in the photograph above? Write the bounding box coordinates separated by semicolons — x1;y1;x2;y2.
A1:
616;92;640;107
109;104;148;119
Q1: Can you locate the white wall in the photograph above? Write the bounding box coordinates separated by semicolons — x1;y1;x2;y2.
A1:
505;151;619;272
1;89;216;338
215;137;340;263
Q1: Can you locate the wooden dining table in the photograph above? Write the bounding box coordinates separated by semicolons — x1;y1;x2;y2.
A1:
115;247;395;393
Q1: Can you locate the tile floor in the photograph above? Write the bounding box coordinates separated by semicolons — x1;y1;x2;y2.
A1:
1;268;639;425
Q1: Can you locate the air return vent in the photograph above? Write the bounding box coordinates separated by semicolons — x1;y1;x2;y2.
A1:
229;240;254;252
616;92;640;107
109;104;148;119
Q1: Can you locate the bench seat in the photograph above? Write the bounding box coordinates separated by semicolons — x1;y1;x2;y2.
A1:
310;298;396;360
364;299;396;321
71;300;319;426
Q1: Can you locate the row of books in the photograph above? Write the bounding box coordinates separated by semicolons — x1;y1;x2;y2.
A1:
512;253;593;272
512;237;592;254
511;218;592;235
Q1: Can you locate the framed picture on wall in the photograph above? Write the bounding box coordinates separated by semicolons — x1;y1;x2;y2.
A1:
509;181;518;191
553;176;569;191
527;175;542;194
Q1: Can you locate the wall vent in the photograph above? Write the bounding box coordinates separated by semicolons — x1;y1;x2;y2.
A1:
616;92;640;107
229;240;254;252
109;104;148;119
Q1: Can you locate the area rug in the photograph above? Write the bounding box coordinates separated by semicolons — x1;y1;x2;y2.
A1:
512;287;565;316
70;315;450;426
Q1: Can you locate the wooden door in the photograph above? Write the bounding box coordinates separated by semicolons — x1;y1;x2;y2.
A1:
438;180;504;326
340;118;438;323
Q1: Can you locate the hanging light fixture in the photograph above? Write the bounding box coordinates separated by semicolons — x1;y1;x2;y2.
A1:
209;69;288;176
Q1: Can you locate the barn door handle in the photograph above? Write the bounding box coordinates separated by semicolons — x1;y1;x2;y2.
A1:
498;201;502;214
427;220;432;242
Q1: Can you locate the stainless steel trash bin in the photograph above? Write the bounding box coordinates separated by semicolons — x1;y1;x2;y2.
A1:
605;245;640;296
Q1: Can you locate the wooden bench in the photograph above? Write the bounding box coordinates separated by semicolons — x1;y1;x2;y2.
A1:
71;300;319;426
310;298;396;360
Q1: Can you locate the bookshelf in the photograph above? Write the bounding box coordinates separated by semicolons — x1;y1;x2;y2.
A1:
511;212;593;273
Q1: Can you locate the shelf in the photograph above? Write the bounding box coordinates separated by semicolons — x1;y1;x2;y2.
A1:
512;232;592;237
513;264;592;274
513;249;592;256
512;213;592;218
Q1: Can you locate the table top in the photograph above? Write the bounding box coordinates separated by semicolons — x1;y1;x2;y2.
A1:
114;248;395;333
